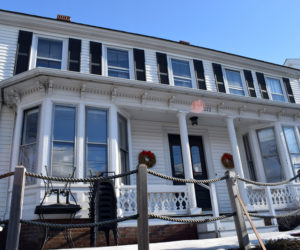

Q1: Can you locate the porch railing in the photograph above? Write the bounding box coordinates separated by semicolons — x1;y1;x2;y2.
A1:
118;185;189;216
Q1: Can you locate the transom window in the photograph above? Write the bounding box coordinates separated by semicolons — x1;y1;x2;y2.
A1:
107;48;130;79
266;77;285;102
225;69;245;96
36;38;63;69
85;108;108;177
171;58;193;88
257;127;283;182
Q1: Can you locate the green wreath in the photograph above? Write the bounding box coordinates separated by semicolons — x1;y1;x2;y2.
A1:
138;150;156;168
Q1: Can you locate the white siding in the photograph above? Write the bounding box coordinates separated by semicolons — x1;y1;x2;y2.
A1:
0;25;18;81
290;78;300;104
203;60;216;92
80;39;89;74
145;49;159;83
0;106;15;218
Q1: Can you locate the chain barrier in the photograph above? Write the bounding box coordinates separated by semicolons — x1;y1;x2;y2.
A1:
20;214;138;229
148;213;234;223
237;173;300;187
147;169;227;184
25;169;138;183
0;172;14;180
249;208;300;219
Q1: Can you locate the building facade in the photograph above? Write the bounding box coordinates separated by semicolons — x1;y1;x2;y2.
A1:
0;10;300;242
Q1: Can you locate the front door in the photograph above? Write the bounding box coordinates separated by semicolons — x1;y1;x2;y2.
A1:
168;134;212;210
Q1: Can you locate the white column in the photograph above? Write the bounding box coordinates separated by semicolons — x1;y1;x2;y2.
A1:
77;103;85;178
109;105;120;181
274;123;294;179
38;99;52;176
248;129;266;182
177;111;198;212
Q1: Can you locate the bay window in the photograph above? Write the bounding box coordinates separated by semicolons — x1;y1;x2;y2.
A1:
118;114;129;184
225;69;245;96
266;77;285;102
170;58;193;88
85;108;108;177
51;105;76;177
257;127;283;182
19;107;40;184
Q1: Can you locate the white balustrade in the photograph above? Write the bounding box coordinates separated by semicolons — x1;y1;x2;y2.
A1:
118;185;189;216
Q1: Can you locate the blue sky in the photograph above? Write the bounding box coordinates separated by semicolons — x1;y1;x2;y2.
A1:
1;0;300;65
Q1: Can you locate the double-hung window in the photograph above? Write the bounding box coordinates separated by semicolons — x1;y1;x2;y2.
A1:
85;108;108;177
31;35;67;70
283;126;300;175
170;58;193;88
224;69;245;96
19;107;40;184
118;114;129;184
266;77;285;102
51;105;76;177
257;127;283;182
107;48;130;79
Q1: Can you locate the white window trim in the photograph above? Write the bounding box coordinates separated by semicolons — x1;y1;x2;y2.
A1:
167;56;196;89
29;34;68;71
264;75;288;102
222;66;248;96
102;45;134;79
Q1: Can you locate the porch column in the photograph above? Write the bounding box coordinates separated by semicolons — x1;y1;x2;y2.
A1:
109;105;120;180
274;123;294;179
226;117;247;201
177;111;198;212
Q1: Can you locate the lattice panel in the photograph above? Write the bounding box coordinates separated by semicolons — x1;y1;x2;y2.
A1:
246;186;268;210
271;186;294;209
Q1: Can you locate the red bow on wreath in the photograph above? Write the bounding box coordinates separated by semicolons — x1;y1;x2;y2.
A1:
139;150;156;168
221;153;234;169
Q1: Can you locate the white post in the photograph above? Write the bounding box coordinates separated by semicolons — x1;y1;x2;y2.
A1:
210;183;221;235
77;103;85;178
226;117;247;202
274;123;294;180
177;111;198;213
109;105;120;177
265;187;278;226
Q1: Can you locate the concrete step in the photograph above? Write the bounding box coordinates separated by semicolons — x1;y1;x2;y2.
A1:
219;225;278;238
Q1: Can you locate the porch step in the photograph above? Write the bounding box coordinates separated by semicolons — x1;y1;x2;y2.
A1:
197;216;278;239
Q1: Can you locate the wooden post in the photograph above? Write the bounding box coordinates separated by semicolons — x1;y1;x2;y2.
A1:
137;164;149;250
6;166;26;250
225;170;250;250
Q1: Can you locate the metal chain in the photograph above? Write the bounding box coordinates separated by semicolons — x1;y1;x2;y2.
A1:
20;214;138;228
249;208;300;219
148;213;234;223
0;172;14;180
147;169;227;184
237;173;300;186
25;169;138;182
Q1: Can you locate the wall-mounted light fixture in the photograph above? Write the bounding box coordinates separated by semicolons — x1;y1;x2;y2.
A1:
190;116;198;126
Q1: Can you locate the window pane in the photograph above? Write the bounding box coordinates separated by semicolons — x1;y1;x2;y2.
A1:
19;144;36;174
272;94;285;102
37;38;62;60
107;48;129;68
191;146;202;174
118;115;128;151
257;128;283;182
36;59;61;69
172;145;184;175
174;78;192;88
108;68;130;79
87;108;107;143
243;134;257;181
171;59;191;78
225;70;243;88
52;142;74;177
229;89;245;96
53;106;75;141
86;144;107;176
283;127;300;153
266;77;283;95
22;108;39;144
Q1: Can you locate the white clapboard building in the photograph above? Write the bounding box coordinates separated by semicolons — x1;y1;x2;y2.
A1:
0;9;300;240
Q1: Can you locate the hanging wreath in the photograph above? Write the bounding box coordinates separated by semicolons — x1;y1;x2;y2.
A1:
221;153;234;169
138;150;156;168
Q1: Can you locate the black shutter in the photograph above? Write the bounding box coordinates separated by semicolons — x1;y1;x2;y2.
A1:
90;41;102;75
193;60;206;90
68;38;81;72
14;30;33;75
156;52;169;84
256;72;269;99
243;70;256;97
133;48;146;81
212;63;226;93
282;77;295;103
